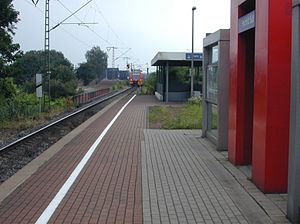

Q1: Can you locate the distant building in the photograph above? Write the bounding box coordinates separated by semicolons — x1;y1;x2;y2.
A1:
106;68;119;80
118;70;129;80
105;68;129;80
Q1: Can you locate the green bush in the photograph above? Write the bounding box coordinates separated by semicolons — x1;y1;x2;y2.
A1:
0;92;40;123
50;79;77;99
142;72;157;95
111;80;129;91
21;81;35;93
187;96;202;105
0;77;17;99
0;90;75;128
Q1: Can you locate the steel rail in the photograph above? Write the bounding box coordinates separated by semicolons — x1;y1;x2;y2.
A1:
0;87;131;153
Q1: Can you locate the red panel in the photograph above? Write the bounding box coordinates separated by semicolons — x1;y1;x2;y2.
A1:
228;0;254;165
241;30;255;164
250;0;269;191
229;0;292;193
252;0;292;193
228;0;241;165
228;1;236;164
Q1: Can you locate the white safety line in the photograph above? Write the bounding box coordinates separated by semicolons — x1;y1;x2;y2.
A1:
35;94;136;224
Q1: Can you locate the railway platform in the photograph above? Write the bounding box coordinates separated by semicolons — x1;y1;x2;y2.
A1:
0;95;291;223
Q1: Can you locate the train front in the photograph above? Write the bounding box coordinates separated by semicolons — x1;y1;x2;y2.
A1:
129;69;143;87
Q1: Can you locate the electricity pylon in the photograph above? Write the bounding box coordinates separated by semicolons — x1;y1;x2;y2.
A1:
45;0;51;103
107;47;118;68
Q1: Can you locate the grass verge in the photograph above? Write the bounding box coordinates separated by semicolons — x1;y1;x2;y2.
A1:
148;103;202;129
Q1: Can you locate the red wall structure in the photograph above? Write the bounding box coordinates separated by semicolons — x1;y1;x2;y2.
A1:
229;0;292;193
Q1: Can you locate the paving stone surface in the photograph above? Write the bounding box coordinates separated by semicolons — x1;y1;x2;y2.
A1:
0;94;146;224
142;129;290;224
0;95;292;224
47;95;146;224
203;141;290;224
142;129;249;224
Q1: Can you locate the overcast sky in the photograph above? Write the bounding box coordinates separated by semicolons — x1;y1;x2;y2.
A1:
13;0;230;72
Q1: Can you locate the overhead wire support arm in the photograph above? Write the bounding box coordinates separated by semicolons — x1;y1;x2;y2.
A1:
61;22;98;25
114;48;132;61
27;0;92;47
32;0;39;6
49;0;93;32
56;0;111;45
60;22;98;28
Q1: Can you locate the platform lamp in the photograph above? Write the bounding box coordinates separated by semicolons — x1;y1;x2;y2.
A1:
191;6;197;97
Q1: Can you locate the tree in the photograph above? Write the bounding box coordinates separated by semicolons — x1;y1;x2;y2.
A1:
8;50;78;98
76;63;95;85
143;72;157;95
8;51;42;85
9;50;74;84
0;0;21;77
170;67;190;84
52;64;76;83
77;46;107;85
86;46;108;80
50;64;77;98
0;77;17;100
50;79;77;98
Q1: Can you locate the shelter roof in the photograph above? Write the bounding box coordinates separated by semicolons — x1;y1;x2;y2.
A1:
151;52;203;67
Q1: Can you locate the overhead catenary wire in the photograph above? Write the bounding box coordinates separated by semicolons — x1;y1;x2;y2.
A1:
50;0;93;31
25;0;93;48
60;22;98;25
56;0;113;46
114;48;132;61
28;0;111;48
56;0;135;67
60;0;141;65
27;0;141;67
92;1;129;49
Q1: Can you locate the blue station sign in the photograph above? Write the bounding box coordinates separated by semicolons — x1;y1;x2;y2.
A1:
186;53;203;60
238;10;256;33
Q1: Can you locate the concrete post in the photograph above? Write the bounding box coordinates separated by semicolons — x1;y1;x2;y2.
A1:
202;45;209;137
166;62;169;102
287;1;300;222
217;38;230;150
191;7;196;97
159;66;161;83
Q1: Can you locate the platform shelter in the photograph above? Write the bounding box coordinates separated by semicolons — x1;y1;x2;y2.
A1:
151;52;202;102
202;29;230;151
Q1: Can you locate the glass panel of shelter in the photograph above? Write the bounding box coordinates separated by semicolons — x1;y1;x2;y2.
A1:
206;44;219;137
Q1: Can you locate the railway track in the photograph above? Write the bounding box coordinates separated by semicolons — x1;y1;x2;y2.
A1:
0;87;132;183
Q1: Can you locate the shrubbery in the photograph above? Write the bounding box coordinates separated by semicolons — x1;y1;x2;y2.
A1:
0;77;75;127
111;80;129;91
142;72;157;95
0;2;79;129
0;92;39;123
187;96;202;105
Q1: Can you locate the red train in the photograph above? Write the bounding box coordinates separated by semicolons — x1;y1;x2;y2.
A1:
129;69;143;87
